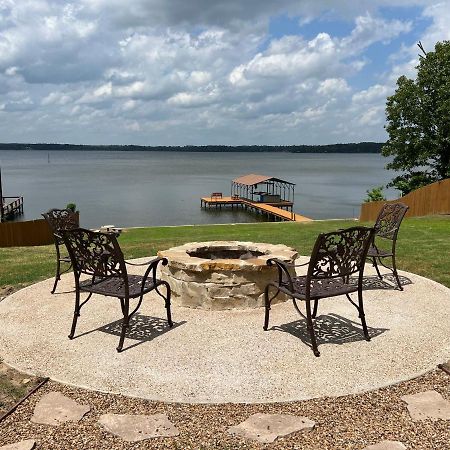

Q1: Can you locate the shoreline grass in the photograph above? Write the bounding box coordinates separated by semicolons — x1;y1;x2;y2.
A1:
0;216;449;291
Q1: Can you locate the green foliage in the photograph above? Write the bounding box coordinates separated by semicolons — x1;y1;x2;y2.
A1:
66;203;76;212
383;40;450;195
364;186;386;202
388;172;434;196
1;217;450;289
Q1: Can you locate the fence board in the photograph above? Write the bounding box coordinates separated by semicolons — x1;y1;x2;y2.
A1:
0;219;53;247
360;178;450;222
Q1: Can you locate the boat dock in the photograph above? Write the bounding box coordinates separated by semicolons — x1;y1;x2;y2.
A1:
0;167;24;222
201;174;312;222
1;196;24;222
200;196;311;222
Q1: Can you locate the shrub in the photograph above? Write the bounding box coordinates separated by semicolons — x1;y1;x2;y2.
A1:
66;203;77;212
364;186;386;203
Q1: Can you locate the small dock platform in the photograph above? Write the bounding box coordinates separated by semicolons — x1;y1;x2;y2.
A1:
201;196;311;222
1;196;24;222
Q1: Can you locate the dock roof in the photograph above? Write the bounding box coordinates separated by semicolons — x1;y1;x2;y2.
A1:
232;174;295;186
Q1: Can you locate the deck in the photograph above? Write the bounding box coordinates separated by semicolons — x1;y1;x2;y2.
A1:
200;196;311;222
1;196;24;221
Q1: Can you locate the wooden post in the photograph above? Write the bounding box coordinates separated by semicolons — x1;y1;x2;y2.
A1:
0;166;3;222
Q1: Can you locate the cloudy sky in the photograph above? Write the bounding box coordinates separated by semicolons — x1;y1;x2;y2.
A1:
0;0;449;145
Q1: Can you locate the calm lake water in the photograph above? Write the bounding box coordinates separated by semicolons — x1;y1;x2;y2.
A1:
0;150;398;228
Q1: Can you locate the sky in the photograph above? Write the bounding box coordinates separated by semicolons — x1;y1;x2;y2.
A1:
0;0;449;146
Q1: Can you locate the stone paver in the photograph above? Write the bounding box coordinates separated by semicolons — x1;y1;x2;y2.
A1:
0;440;36;450
401;390;450;421
362;440;406;450
440;360;450;374
31;392;90;426
228;413;315;443
98;413;179;442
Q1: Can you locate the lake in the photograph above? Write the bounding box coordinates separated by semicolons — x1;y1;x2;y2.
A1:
0;150;398;228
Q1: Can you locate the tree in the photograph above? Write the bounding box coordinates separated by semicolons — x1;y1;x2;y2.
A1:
364;186;386;203
382;40;450;196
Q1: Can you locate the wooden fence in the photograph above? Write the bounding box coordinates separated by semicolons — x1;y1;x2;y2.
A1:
0;218;53;247
360;178;450;222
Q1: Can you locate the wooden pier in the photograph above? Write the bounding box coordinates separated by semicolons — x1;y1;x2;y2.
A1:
1;196;24;222
200;196;311;222
0;167;24;222
201;174;312;222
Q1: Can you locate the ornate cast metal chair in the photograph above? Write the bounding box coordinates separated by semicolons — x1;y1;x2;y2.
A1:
62;228;172;352
42;208;79;293
263;226;375;357
367;203;409;290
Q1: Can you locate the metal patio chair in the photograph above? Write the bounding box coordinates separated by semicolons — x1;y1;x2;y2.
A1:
42;208;79;293
367;202;409;290
62;228;172;352
263;226;375;357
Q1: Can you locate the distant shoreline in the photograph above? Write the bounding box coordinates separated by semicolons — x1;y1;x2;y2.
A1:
0;142;383;153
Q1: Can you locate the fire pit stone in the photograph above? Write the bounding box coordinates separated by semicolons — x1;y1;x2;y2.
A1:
158;241;297;310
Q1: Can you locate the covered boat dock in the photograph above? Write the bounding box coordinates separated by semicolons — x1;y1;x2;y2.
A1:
201;174;311;222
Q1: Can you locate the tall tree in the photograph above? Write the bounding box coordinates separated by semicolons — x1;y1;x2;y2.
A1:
383;40;450;195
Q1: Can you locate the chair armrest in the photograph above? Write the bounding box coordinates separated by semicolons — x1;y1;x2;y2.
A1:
266;258;294;292
284;260;309;267
125;257;166;267
136;257;169;297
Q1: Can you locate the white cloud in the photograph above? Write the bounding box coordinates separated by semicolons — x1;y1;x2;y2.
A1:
317;78;350;96
0;0;447;144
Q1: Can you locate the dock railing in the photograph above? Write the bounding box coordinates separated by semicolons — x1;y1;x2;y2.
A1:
1;196;24;222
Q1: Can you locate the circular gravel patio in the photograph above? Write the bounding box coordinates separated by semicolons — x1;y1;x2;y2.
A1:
0;257;449;404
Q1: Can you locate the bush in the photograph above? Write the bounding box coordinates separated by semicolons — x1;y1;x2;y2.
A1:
66;203;77;212
364;186;386;203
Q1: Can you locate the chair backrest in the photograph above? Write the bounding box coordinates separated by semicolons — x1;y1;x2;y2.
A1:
308;226;374;280
42;208;79;245
373;203;409;240
62;228;126;279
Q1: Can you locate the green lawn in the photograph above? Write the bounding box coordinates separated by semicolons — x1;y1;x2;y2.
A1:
1;216;449;290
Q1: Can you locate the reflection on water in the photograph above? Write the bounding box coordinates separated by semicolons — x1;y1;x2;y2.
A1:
0;150;398;227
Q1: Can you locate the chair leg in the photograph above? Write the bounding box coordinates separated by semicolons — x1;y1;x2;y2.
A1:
372;257;383;280
312;299;319;318
68;288;80;339
155;282;173;327
306;299;320;357
117;297;129;353
51;264;60;294
357;289;370;341
51;245;62;294
263;285;271;331
163;282;173;327
391;254;403;291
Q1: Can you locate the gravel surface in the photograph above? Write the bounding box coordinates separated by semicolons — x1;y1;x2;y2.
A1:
0;369;448;449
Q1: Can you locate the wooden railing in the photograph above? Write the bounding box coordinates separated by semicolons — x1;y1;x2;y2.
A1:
1;196;23;220
360;178;450;222
0;218;53;247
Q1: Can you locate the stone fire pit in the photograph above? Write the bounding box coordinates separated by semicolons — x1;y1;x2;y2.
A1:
158;241;297;310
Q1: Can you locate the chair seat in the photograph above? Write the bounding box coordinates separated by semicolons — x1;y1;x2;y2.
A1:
280;276;358;300
80;275;160;298
367;246;393;257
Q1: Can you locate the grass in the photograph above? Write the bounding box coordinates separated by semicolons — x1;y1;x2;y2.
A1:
0;376;27;412
0;216;449;290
